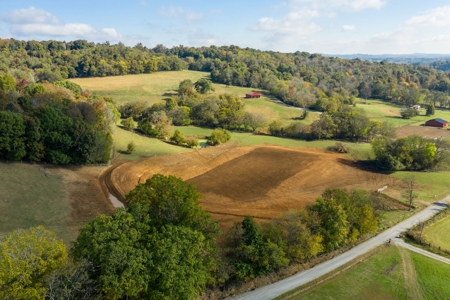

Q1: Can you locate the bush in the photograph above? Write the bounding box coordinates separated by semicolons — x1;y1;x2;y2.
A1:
126;141;135;154
327;142;349;153
121;117;136;130
207;128;231;146
170;130;186;145
400;108;419;119
186;137;200;148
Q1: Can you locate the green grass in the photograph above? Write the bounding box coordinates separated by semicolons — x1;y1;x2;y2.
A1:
279;245;450;300
423;215;450;251
281;246;407;300
390;171;450;202
0;162;72;244
112;126;193;161
412;251;450;298
379;210;416;229
356;98;450;127
70;70;208;105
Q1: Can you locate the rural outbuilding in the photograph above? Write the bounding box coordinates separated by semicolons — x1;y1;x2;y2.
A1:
425;118;448;128
245;92;262;98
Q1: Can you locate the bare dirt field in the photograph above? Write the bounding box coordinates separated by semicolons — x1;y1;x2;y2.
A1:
106;144;402;232
396;125;450;139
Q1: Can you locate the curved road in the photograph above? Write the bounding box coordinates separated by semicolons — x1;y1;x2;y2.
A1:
231;196;450;300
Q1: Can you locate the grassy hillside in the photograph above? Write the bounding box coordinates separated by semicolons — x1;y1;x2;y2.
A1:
0;162;71;243
279;245;450;300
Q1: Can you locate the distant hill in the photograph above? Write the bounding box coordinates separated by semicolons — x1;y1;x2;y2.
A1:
324;53;450;71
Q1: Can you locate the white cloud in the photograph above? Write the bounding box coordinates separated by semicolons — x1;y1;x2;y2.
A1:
1;7;122;42
184;10;203;24
342;24;355;31
1;6;59;24
288;0;386;11
405;6;450;27
188;28;220;46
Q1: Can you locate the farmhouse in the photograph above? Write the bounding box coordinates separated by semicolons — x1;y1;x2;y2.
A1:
245;92;262;98
425;118;448;128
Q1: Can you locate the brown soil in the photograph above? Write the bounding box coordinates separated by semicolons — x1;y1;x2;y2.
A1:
107;144;401;232
396;125;450;139
60;166;115;237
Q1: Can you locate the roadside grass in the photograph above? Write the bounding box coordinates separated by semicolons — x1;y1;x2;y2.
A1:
379;210;416;230
277;245;407;300
423;215;450;252
411;251;450;298
390;171;450;202
0;162;72;244
112;126;192;161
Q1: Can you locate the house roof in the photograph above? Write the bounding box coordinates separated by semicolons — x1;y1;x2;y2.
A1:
428;118;448;124
246;92;261;95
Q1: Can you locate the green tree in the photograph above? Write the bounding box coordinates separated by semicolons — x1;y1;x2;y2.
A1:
194;78;215;94
309;197;349;252
73;203;215;299
0;111;26;160
126;141;135;154
426;103;435;116
170;129;187;145
0;73;16;92
121;116;136;130
207;128;231;145
243;112;267;132
125;174;220;238
0;226;67;299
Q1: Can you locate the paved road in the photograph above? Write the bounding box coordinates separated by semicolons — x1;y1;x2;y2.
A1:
394;238;450;265
231;196;450;300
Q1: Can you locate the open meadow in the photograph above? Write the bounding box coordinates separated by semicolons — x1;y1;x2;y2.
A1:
278;245;450;300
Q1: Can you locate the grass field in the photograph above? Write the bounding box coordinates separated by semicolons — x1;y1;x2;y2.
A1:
112;126;193;161
423;215;450;251
0;162;72;243
356;98;450;128
390;171;450;202
279;245;450;300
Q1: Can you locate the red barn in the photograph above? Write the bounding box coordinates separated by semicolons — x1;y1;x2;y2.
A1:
245;92;262;98
425;118;448;128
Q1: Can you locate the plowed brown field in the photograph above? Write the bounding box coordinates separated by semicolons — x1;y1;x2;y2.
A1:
107;144;399;231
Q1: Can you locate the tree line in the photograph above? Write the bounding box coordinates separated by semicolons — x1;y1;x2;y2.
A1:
2;38;450;112
0;74;119;164
1;174;380;299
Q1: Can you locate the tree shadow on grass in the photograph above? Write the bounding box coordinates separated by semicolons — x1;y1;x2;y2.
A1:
337;157;394;174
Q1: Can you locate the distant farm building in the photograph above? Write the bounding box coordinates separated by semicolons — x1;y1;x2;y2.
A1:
425;118;448;128
412;105;420;110
245;92;262;98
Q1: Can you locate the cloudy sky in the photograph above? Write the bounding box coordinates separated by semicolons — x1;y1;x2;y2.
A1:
1;0;450;54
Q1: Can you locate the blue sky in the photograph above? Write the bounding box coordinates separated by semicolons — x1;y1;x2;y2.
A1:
1;0;450;54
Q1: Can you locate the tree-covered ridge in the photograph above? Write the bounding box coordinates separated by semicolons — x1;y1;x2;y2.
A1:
1;38;450;110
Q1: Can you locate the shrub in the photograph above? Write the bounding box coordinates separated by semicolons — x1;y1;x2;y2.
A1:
121;117;136;130
207;128;231;146
400;108;418;119
170;130;186;145
126;141;135;154
186;137;200;148
327;142;349;153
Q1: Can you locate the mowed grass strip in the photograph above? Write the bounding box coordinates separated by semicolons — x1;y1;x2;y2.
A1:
423;215;450;251
0;162;72;243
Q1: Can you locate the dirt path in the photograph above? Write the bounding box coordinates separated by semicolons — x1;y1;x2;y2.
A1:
397;245;423;300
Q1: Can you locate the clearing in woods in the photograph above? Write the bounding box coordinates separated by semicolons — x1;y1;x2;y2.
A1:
106;144;402;232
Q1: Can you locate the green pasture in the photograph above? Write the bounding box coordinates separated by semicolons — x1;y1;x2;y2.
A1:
423;216;450;251
112;126;193;161
0;162;72;244
356;98;450;127
390;171;450;202
279;245;450;300
412;251;450;298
